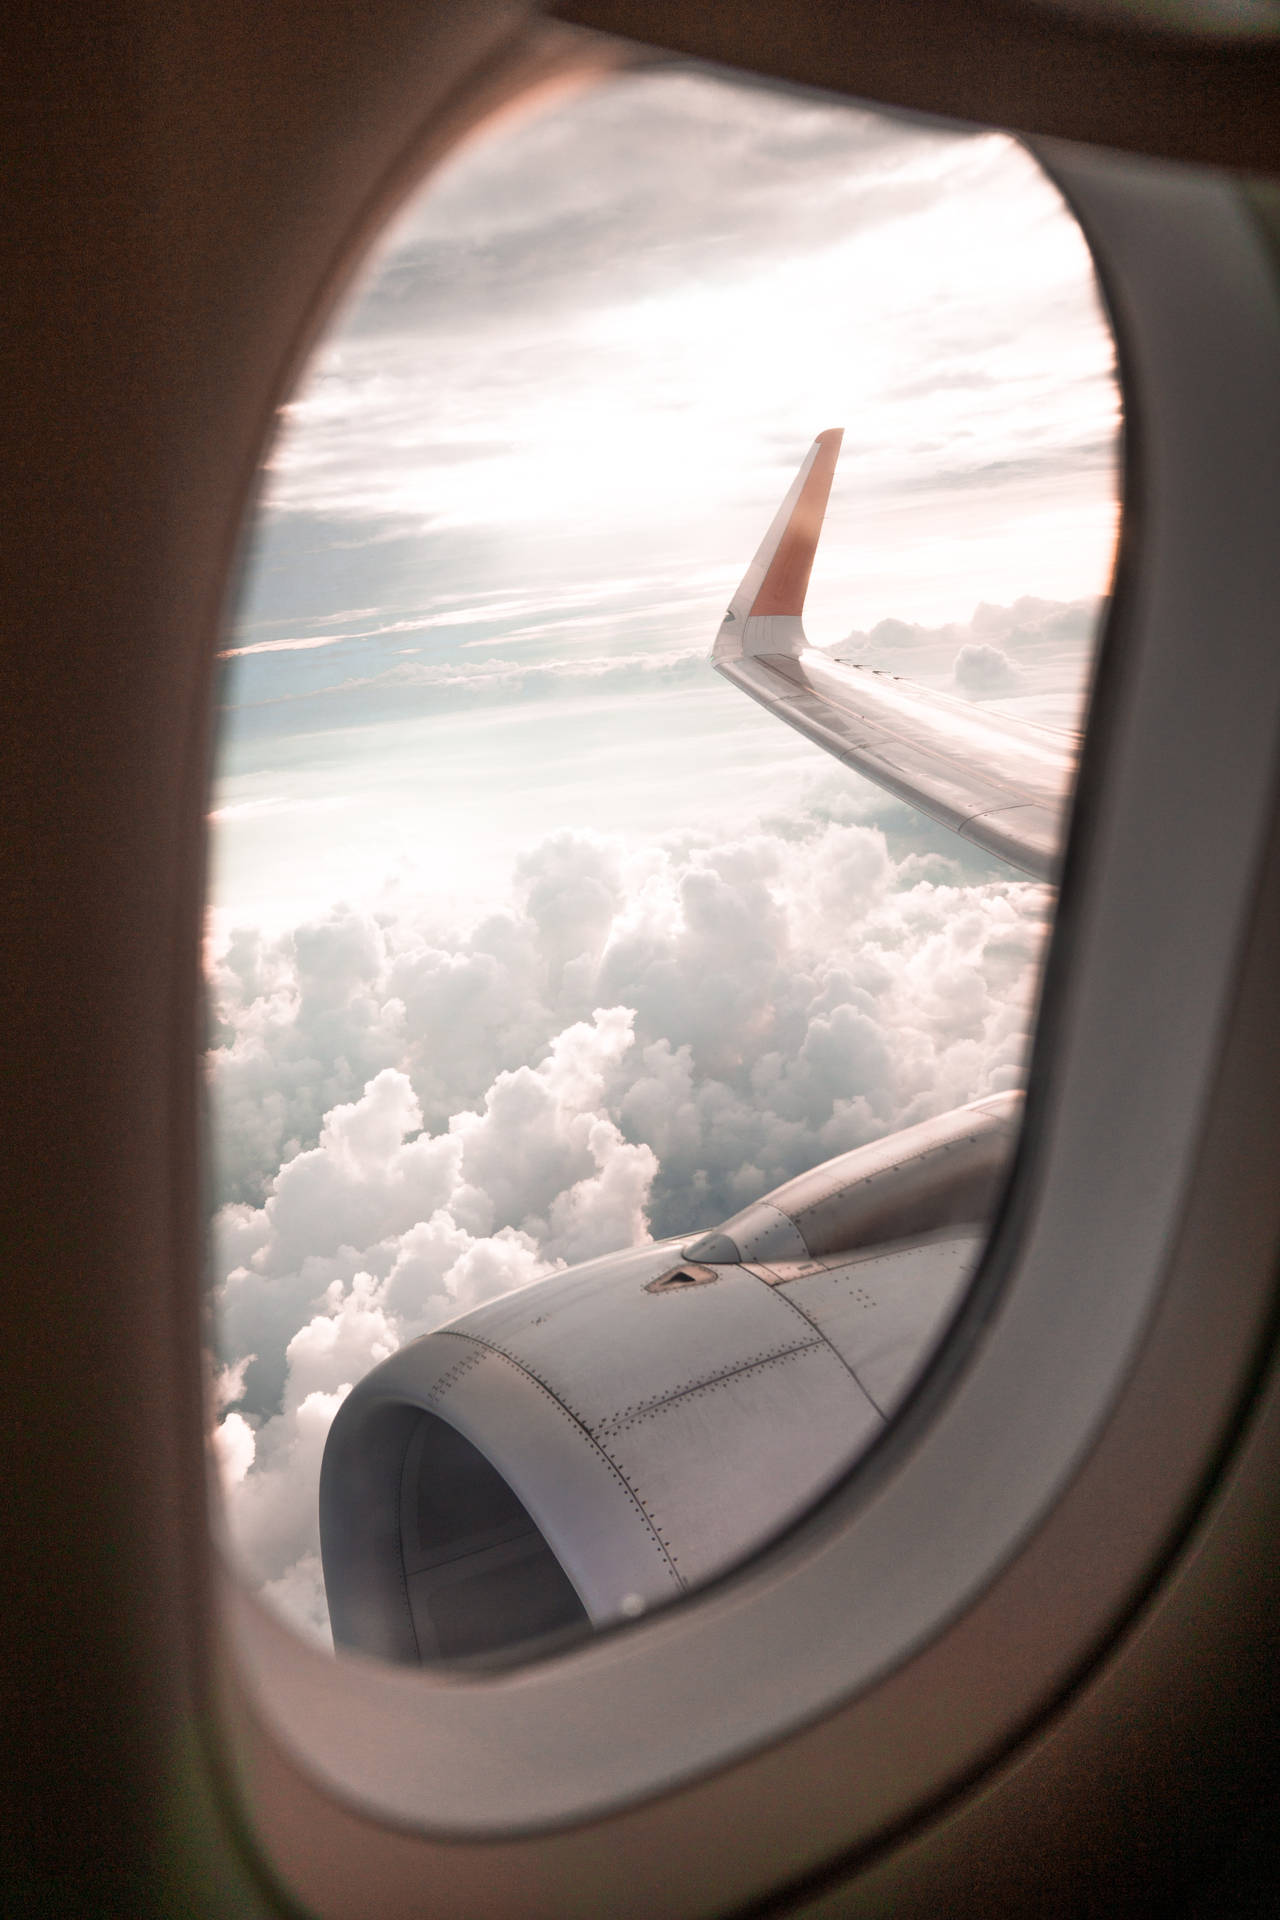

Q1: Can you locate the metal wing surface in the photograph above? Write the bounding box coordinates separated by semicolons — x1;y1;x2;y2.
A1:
713;430;1079;880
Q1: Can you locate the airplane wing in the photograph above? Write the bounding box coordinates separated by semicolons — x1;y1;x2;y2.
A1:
713;430;1079;880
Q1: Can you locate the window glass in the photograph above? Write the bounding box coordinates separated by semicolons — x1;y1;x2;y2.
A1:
207;67;1118;1657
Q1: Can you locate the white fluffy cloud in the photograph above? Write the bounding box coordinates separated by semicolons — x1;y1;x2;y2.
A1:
208;774;1052;1643
954;641;1023;698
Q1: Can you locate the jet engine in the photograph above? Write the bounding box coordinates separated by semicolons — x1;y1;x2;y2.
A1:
319;1092;1019;1665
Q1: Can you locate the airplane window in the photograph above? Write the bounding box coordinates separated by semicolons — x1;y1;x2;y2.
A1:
205;64;1119;1664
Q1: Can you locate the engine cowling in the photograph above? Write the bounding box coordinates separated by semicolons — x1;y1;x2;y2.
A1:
319;1092;1019;1665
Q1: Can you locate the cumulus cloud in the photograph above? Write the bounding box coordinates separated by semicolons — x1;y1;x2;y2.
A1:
954;642;1023;698
208;797;1052;1641
212;1411;255;1489
834;595;1097;672
832;596;1099;730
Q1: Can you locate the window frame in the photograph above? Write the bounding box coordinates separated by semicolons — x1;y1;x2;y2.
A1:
216;93;1280;1914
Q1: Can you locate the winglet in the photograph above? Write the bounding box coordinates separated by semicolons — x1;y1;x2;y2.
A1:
714;429;843;665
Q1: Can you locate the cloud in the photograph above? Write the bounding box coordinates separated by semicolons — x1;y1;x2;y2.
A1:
219;633;352;659
212;1411;255;1488
347;72;955;343
246;66;1115;599
835;595;1097;669
954;642;1023;698
209;784;1052;1640
832;596;1099;731
332;644;705;702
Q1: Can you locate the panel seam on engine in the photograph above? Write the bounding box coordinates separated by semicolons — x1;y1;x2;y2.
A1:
432;1329;685;1586
593;1337;825;1439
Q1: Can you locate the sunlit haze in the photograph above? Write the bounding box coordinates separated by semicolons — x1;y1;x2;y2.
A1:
212;70;1116;934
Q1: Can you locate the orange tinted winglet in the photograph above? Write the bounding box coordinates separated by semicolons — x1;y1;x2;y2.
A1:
750;427;843;617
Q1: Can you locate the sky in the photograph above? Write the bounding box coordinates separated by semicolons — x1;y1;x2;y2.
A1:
206;65;1120;1646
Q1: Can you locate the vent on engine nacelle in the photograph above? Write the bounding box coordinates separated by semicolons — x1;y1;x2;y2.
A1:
321;1401;590;1667
645;1261;720;1293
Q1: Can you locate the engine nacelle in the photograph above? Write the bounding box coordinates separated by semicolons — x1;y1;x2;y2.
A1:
319;1093;1019;1665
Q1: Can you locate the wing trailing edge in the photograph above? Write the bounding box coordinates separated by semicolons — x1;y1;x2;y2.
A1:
713;433;1078;881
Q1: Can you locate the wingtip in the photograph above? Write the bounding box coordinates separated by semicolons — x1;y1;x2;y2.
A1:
713;429;846;666
748;427;844;621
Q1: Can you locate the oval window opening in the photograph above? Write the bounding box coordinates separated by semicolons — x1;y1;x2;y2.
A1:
206;61;1120;1668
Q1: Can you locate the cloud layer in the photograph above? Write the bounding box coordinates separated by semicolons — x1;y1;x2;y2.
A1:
209;767;1053;1644
251;70;1116;609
